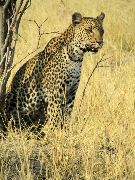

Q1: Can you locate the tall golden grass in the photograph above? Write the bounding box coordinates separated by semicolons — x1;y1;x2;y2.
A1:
0;0;135;179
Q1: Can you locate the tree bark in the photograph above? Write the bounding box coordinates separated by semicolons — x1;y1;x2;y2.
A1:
0;0;16;74
0;2;5;76
0;5;4;52
0;3;4;81
0;0;31;111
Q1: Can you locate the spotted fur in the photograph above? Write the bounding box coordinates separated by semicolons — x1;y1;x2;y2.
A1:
4;12;105;131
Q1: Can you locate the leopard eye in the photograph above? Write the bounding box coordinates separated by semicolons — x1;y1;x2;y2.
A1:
85;27;93;33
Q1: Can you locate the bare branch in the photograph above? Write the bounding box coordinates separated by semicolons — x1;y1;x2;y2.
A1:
6;0;31;71
8;17;48;71
0;0;31;109
40;18;48;27
26;18;48;27
98;65;113;68
10;47;39;71
24;0;31;11
13;30;27;42
11;0;16;14
0;47;10;105
81;55;112;101
2;12;58;85
3;0;10;10
26;18;49;48
2;0;23;53
0;52;7;69
15;0;30;37
79;54;113;133
10;28;61;70
43;31;61;35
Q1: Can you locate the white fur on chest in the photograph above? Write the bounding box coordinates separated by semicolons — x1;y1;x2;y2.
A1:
63;46;83;91
66;59;82;92
68;61;82;77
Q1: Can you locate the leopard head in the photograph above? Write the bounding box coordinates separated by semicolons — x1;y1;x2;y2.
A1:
72;12;105;53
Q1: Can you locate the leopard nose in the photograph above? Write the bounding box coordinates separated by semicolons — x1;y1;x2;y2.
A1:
97;41;103;45
97;40;103;48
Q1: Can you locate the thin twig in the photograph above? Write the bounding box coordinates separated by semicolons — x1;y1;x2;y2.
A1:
81;54;105;104
10;18;47;70
98;65;112;68
79;54;113;133
13;30;27;42
26;18;48;48
3;0;10;10
10;48;39;71
43;31;61;34
10;19;61;71
0;53;7;69
25;0;31;10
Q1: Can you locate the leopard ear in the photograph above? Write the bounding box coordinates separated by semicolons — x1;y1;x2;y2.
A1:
97;12;105;22
72;12;82;25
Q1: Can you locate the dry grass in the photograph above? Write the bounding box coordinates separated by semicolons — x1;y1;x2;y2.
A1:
0;0;135;179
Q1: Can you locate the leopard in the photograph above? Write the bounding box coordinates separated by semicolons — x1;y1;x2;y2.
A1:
3;12;105;132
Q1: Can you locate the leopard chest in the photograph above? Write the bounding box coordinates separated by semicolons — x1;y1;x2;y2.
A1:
66;61;82;95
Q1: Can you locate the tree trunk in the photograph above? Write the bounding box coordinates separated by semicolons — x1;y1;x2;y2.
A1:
0;5;4;52
0;0;30;111
0;3;5;77
0;0;16;76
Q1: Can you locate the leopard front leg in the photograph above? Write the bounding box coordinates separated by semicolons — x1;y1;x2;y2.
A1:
64;84;78;119
46;92;65;129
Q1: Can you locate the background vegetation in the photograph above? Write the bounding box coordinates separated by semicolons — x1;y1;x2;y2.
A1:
0;0;135;179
